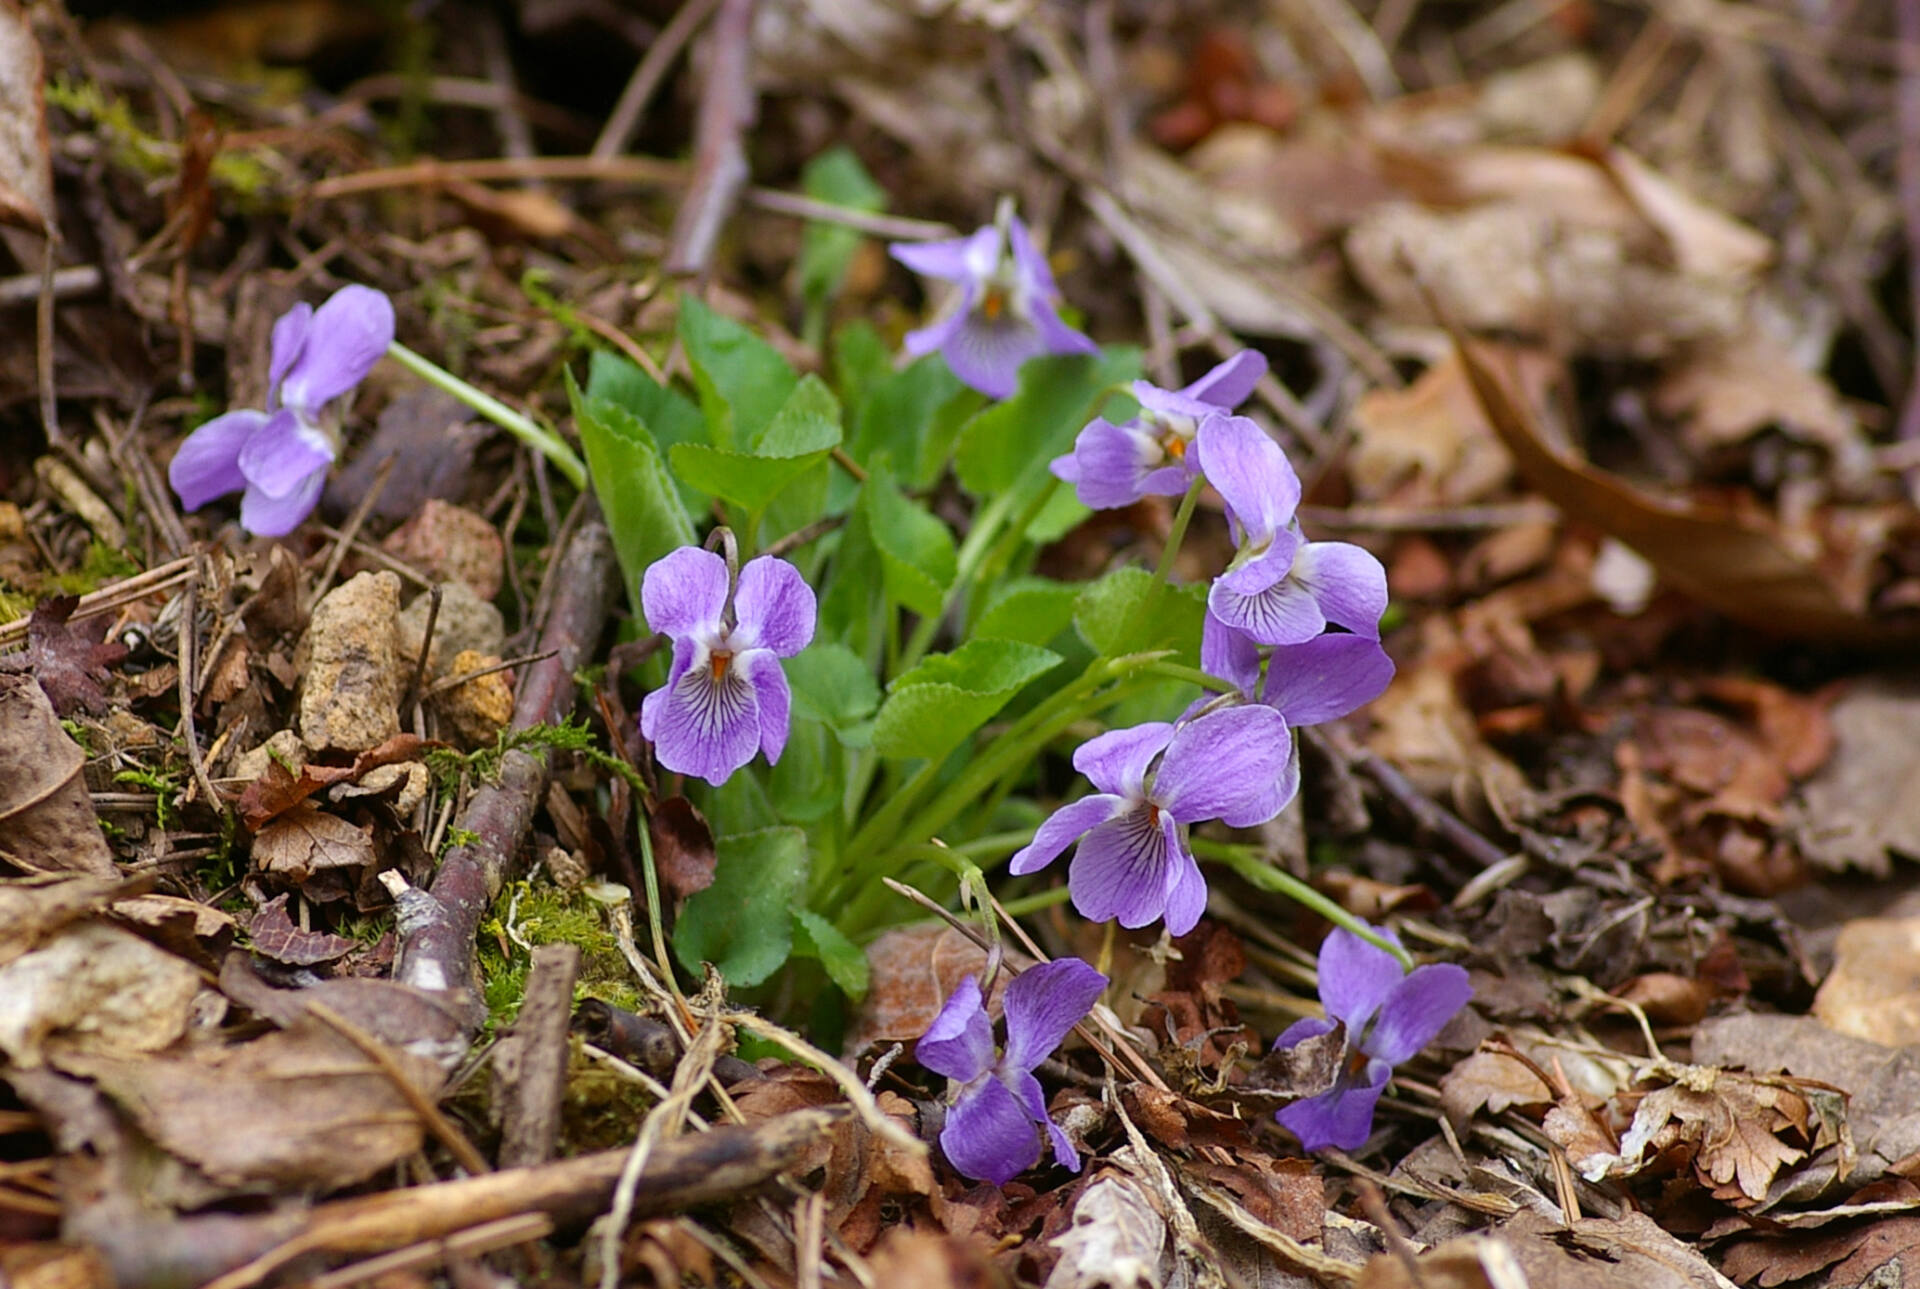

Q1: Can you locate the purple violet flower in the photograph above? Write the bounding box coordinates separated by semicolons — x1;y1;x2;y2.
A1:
638;547;817;787
917;957;1108;1185
1274;924;1471;1152
1008;704;1293;936
1202;615;1396;729
889;215;1096;399
1196;414;1389;645
1051;351;1267;509
169;285;394;537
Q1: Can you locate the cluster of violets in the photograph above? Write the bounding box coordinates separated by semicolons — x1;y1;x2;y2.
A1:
172;214;1468;1187
886;214;1465;1179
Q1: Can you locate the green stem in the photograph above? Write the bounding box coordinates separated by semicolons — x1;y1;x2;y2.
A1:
634;799;682;986
835;653;1162;906
971;477;1059;594
898;487;1017;671
1154;477;1206;588
1190;838;1415;968
386;340;587;489
1143;661;1239;693
997;885;1073;917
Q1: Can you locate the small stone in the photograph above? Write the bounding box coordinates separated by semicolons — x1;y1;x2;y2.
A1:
438;650;513;747
545;844;589;891
330;761;429;817
397;582;506;680
299;571;403;754
382;500;504;601
230;728;308;782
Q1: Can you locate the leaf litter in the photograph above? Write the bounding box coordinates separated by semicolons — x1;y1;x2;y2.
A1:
3;1;1920;1287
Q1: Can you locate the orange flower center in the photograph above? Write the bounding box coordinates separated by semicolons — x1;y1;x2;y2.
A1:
979;285;1008;321
1162;434;1187;461
709;650;733;682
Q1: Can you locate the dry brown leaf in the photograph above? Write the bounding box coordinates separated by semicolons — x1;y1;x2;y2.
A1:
1794;679;1920;875
0;675;116;878
1439;1050;1552;1129
0;920;204;1068
1590;1063;1847;1205
0;876;124;966
1655;328;1859;457
1453;335;1915;644
1812;918;1920;1049
844;923;1027;1056
0;0;51;234
251;804;376;881
245;893;356;967
55;1014;445;1192
1043;1172;1169;1289
1348;349;1532;506
650;795;717;900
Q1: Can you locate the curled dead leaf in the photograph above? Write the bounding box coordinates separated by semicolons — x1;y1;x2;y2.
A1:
1452;334;1920;645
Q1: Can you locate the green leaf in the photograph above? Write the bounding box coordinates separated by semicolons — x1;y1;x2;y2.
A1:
1073;567;1206;657
953;348;1141;496
833;321;893;418
678;296;797;448
862;470;956;618
799;146;885;309
584;351;708;513
674;827;808;987
792;908;871;997
872;639;1063;762
669;375;843;516
768;720;839;822
817;499;885;661
567;368;697;609
1025;485;1091;544
848;356;965;482
975;577;1082;646
787;642;882;735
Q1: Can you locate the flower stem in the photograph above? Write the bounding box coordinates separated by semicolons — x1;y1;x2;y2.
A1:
1154;477;1206;588
386;340;587;489
1143;661;1239;693
1189;838;1415;968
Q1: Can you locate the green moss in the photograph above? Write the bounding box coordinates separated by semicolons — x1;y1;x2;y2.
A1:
44;542;140;598
47;75;279;206
475;880;641;1036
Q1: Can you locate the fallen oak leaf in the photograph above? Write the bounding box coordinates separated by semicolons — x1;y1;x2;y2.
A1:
0;596;130;716
237;733;441;829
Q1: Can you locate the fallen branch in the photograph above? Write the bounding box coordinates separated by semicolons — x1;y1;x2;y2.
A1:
75;1107;841;1289
391;519;622;1028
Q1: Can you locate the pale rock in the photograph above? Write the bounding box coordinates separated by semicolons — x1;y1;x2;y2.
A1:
438;650;513;747
230;728;307;782
397;582;506;681
382;500;504;601
299;571;403;754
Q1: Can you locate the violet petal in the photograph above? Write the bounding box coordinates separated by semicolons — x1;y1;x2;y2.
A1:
1008;793;1127;877
638;638;760;786
736;649;791;765
169;408;268;511
1362;963;1472;1066
1002;957;1107;1073
1292;541;1390;638
942;1075;1041;1185
1067;807;1180;928
277;285;395;416
1007;1068;1080;1172
640;547;730;639
1262;635;1396;727
732;554;817;656
916;975;994;1082
236;408;333;499
1071;721;1175;799
239;467;326;537
1315;925;1407;1031
1276;1060;1391;1152
1155;704;1293;828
